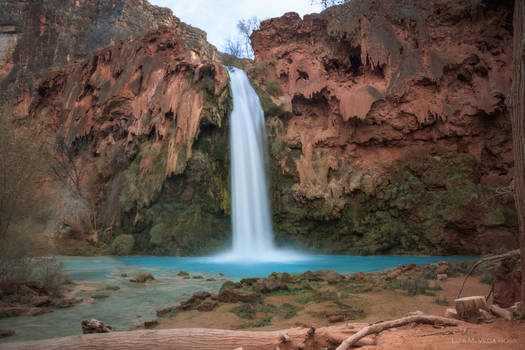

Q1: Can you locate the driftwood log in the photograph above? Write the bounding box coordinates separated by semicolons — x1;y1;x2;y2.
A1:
1;325;375;350
489;304;513;321
335;314;461;350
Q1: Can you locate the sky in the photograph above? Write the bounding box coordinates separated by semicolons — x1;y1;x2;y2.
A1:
149;0;323;51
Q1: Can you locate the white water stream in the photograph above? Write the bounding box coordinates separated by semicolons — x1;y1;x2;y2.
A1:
214;67;302;262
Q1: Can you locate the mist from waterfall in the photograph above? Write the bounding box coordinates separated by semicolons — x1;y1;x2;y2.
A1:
214;67;303;262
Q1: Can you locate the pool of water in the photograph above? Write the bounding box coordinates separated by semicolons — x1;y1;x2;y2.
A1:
0;254;477;343
102;254;476;280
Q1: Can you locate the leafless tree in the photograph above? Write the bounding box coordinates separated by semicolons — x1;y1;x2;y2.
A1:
511;0;525;319
311;0;348;9
237;16;259;58
0;118;47;240
223;37;244;57
47;134;99;237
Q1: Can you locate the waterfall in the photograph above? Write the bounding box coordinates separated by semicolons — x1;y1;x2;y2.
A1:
228;67;275;258
213;67;304;263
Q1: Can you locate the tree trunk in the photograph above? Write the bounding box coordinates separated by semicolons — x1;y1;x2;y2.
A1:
335;314;461;350
512;0;525;320
0;326;375;350
454;296;487;322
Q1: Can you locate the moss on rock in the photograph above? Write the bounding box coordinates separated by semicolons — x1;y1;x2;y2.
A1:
110;234;135;255
270;152;517;255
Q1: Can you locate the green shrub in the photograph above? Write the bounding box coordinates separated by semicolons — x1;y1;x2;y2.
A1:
434;296;450;306
264;79;282;96
30;257;71;295
110;234;135;255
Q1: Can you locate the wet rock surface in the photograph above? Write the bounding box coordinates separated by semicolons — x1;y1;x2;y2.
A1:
129;272;155;283
81;319;113;334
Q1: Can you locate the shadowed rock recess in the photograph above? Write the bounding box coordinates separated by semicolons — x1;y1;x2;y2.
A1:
0;0;518;255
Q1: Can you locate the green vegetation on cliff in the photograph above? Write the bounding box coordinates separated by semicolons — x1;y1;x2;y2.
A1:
270;152;517;255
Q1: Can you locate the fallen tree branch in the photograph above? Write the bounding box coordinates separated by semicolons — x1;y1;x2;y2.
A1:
1;326;373;350
416;330;456;337
335;314;461;350
456;249;520;299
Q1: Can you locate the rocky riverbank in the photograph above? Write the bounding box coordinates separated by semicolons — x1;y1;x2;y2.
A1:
151;259;518;331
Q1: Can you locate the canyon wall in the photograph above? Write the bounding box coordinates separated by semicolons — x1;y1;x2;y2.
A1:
0;0;519;255
0;0;232;255
249;0;518;254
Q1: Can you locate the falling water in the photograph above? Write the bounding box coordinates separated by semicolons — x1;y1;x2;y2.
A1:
227;66;275;258
211;67;304;262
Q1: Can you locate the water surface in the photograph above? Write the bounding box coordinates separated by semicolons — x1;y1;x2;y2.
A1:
0;254;477;343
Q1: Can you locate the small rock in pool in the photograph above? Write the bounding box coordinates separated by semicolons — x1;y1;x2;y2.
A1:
0;329;15;339
144;319;159;328
177;271;189;276
192;275;204;279
129;272;155;283
120;273;128;277
206;278;216;282
81;319;113;334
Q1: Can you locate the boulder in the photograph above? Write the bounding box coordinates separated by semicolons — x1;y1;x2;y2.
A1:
177;271;189;276
436;264;449;275
268;272;294;283
350;272;365;281
31;295;52;307
240;277;259;286
197;301;218;312
218;281;239;302
403;263;417;272
235;302;256;314
437;274;447;281
192;291;211;299
0;306;52;317
81;319;113;334
299;270;323;282
314;270;344;283
156;303;182;317
53;297;82;308
234;290;260;303
263;278;283;292
129;272;155;283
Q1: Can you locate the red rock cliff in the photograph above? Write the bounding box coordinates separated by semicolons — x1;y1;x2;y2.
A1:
0;0;232;254
249;0;517;254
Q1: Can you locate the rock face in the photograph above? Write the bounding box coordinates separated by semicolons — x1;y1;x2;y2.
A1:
0;0;519;255
249;0;518;254
1;0;232;255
